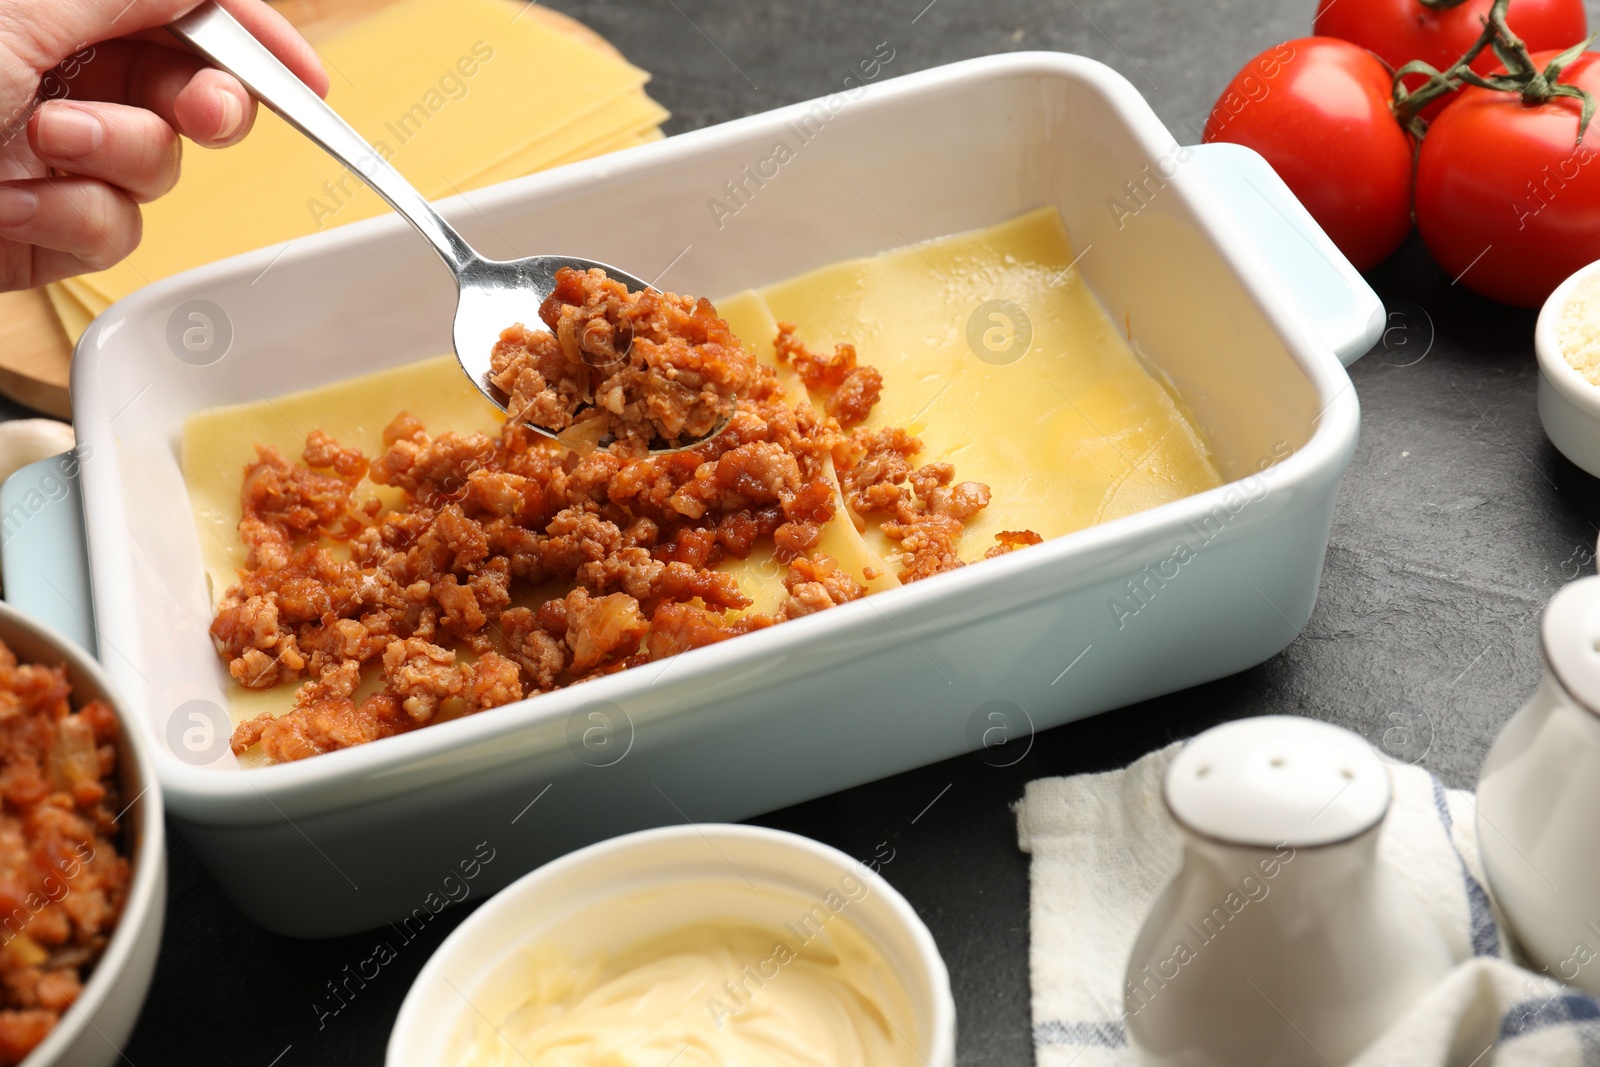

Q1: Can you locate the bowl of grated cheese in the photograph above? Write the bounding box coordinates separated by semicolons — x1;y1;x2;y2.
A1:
1538;261;1600;480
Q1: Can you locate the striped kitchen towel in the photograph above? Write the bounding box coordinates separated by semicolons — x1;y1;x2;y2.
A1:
1015;743;1600;1066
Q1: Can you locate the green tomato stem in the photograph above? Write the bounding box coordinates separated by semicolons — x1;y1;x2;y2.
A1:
1391;0;1597;144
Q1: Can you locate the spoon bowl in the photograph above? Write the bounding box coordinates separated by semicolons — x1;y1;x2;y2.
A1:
170;3;726;454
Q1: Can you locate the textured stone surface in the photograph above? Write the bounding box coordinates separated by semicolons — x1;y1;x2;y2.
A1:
121;1;1600;1063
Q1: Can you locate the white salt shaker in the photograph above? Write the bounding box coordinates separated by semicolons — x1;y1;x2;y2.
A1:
1478;574;1600;992
1125;716;1453;1066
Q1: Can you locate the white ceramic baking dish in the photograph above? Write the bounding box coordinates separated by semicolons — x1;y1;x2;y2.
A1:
15;53;1374;936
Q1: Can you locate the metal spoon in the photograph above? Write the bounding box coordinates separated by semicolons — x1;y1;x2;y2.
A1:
168;2;728;454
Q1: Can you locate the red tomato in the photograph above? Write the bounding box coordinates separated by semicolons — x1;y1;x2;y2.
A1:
1316;0;1586;120
1414;49;1600;306
1203;38;1415;270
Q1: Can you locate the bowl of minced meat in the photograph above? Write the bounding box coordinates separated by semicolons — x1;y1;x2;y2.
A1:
0;600;163;1067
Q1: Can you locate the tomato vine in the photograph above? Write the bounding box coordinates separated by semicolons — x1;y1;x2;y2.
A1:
1393;0;1597;140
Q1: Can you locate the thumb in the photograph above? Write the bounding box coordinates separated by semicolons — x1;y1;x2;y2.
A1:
6;0;327;96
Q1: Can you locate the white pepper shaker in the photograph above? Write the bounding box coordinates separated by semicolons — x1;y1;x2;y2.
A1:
1478;574;1600;991
1126;716;1453;1067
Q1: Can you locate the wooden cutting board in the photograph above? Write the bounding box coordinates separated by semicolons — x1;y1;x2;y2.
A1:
0;0;627;418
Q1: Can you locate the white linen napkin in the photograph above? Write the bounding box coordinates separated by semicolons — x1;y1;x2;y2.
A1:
1015;743;1600;1066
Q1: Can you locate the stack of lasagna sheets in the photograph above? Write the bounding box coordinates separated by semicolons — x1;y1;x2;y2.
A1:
45;0;667;339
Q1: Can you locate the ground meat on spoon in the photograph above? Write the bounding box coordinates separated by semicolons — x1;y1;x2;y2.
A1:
216;307;1041;764
488;267;759;455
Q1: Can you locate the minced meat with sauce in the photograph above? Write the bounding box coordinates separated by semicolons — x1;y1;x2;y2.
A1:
216;291;1039;764
488;267;758;455
0;641;130;1065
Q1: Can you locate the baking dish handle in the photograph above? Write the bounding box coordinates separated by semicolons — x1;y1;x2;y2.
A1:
1186;141;1383;367
0;453;96;656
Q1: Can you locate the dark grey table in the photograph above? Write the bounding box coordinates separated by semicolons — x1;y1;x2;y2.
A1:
103;0;1600;1063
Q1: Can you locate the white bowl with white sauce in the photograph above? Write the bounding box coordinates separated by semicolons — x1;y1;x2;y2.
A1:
386;824;954;1067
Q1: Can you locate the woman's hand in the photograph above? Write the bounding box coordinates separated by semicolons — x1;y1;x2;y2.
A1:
0;0;328;291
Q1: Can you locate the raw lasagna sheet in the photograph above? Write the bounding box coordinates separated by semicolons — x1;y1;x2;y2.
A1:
184;208;1221;734
74;0;659;312
758;207;1222;561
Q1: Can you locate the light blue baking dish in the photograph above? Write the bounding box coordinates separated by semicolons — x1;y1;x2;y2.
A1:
1;53;1374;936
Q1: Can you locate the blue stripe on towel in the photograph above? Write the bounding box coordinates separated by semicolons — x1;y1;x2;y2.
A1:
1431;776;1501;958
1500;992;1600;1046
1034;1020;1128;1048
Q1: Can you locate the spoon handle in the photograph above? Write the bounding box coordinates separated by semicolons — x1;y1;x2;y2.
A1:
168;2;480;278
